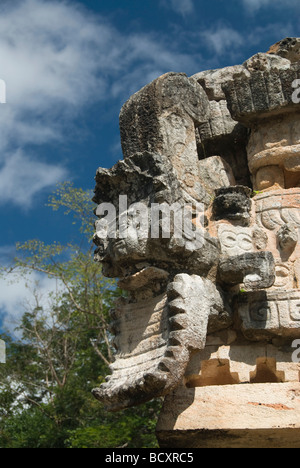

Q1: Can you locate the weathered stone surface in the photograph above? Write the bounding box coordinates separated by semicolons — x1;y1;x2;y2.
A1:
93;294;170;410
267;37;300;63
277;223;298;250
219;251;275;290
93;132;224;409
93;74;224;409
184;342;300;385
119;72;209;202
93;274;227;411
93;151;218;279
192;67;250;187
192;65;247;102
117;266;169;291
238;289;300;340
92;38;300;449
223;58;300;126
198;156;236;195
197;100;238;141
212;186;252;224
244;52;291;72
157;340;300;447
196;123;250;187
255;189;300;235
218;224;254;256
253;189;300;292
156;383;300;448
247;112;300;177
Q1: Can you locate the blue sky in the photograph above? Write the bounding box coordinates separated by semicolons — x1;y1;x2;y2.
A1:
0;0;299;332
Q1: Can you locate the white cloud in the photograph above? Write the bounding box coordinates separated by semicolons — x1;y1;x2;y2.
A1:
160;0;194;16
110;33;200;98
0;0;204;208
200;25;244;56
241;0;299;12
0;150;67;208
242;0;271;10
0;269;63;337
0;245;17;266
247;22;296;47
0;0;108;207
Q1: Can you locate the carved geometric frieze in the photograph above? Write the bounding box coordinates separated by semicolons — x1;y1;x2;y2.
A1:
184;343;300;385
238;290;300;339
218;224;254;257
273;261;294;290
255;189;300;232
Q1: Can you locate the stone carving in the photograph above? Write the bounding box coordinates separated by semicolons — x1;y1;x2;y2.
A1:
92;37;300;447
267;37;300;63
93;274;225;411
93;73;229;411
218;225;254;256
238;290;300;340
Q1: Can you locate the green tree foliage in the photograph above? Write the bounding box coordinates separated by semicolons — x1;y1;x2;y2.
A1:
0;183;161;448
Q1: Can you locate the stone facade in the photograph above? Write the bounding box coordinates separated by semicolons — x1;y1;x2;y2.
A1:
92;38;300;448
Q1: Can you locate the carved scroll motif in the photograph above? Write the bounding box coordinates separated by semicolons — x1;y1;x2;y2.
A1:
239;290;300;339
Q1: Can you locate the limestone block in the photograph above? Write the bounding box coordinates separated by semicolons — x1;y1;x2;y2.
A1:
252;226;268;250
238;290;300;340
277;223;298;250
192;65;247;102
198;156;236;195
212;186;252;224
184;343;300;384
93;150;219;279
219;251;275;290
247;112;300;176
244;52;291;73
255;165;285;192
156;383;300;448
117;266;169;291
254;190;300;281
93;274;225;411
244;189;300;290
273;261;294;290
191;67;250;188
197;100;237;141
93;294;170;411
267;37;300;63
218;224;254;256
255;189;300;233
223;59;300;125
119;73;209;201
